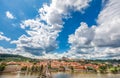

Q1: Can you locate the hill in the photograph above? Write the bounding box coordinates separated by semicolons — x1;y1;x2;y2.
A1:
0;54;32;62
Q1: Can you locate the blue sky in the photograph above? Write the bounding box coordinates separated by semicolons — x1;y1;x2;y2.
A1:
58;0;102;52
0;0;120;59
0;0;101;50
0;0;49;48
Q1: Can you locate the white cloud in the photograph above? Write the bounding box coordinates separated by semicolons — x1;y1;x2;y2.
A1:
10;0;91;57
11;19;62;55
0;32;11;41
66;22;96;59
67;0;120;59
2;0;120;59
0;45;64;59
39;0;91;25
0;47;13;54
92;0;120;47
68;22;96;49
0;46;39;59
6;11;15;19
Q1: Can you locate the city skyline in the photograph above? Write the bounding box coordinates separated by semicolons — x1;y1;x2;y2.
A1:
0;0;120;59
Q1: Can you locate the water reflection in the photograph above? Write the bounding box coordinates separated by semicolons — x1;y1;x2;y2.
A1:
0;72;120;78
53;72;71;78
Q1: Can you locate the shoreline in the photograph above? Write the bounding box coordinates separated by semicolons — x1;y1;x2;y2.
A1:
1;70;120;74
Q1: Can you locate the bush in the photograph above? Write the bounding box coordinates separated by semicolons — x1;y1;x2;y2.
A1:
99;65;107;73
68;66;74;72
0;65;5;71
109;67;118;73
21;66;27;71
0;62;6;71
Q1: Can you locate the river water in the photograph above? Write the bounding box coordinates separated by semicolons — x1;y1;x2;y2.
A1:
0;72;120;78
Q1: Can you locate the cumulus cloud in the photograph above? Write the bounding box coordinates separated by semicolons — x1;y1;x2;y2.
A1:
67;0;120;59
2;0;120;59
66;22;96;59
0;46;13;54
92;0;120;48
39;0;91;25
0;45;63;59
68;22;96;49
10;0;91;56
11;20;61;55
0;46;39;59
6;11;15;19
0;32;11;41
65;46;120;59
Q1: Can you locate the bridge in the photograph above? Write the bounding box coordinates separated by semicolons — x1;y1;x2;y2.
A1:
37;61;52;78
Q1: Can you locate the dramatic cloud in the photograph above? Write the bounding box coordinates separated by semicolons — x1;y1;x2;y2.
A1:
11;20;62;55
67;0;120;59
93;0;120;47
67;22;96;59
6;11;15;19
0;46;39;59
0;47;13;54
11;0;91;56
39;0;91;25
68;22;96;49
2;0;120;59
0;32;11;41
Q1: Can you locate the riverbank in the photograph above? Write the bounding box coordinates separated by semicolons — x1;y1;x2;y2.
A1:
0;60;120;74
1;71;120;78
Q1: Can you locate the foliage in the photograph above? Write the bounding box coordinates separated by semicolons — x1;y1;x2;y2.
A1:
69;66;74;72
0;54;32;62
109;67;119;73
0;62;6;71
99;65;107;73
59;66;65;71
86;66;97;72
21;66;27;71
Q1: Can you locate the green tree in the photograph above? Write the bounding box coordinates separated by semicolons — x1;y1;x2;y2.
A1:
0;65;5;71
60;66;65;71
31;65;35;72
0;62;6;71
21;66;27;71
86;66;97;72
109;67;118;73
99;65;107;73
40;65;44;72
69;66;74;72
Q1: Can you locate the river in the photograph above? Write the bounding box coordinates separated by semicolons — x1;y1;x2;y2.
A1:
0;72;120;78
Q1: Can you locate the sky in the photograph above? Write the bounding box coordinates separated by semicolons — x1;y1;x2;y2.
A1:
0;0;120;59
